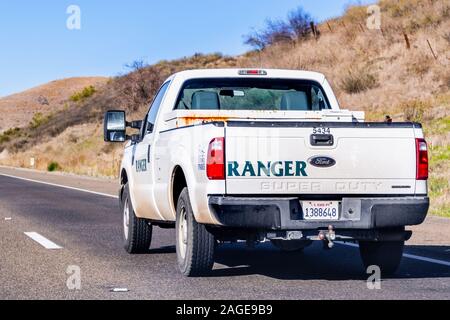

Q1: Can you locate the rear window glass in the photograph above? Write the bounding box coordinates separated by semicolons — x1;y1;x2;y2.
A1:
174;78;330;111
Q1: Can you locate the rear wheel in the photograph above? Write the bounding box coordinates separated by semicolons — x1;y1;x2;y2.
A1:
359;240;404;276
176;188;215;277
121;184;153;254
271;240;312;252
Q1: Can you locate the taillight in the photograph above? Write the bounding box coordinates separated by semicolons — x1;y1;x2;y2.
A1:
207;138;225;180
416;138;428;180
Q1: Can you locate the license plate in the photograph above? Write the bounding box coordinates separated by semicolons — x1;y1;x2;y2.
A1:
302;201;339;221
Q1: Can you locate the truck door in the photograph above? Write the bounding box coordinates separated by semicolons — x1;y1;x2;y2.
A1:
131;82;170;220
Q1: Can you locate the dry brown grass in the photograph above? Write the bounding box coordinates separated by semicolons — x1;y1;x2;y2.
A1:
1;123;124;178
240;1;449;114
340;68;379;94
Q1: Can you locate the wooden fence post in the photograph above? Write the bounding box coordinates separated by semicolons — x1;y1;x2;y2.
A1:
403;33;411;49
426;39;437;59
327;22;333;32
359;23;365;32
310;22;317;39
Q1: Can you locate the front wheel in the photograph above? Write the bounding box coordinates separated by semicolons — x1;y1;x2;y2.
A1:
359;240;404;276
121;183;153;254
176;188;215;277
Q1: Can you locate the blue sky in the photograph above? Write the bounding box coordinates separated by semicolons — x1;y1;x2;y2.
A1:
0;0;374;97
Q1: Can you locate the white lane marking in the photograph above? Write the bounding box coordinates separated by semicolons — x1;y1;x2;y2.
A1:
338;242;450;267
402;253;450;267
0;173;118;199
338;242;359;248
24;232;63;250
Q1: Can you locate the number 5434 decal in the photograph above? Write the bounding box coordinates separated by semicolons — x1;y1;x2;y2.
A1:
312;127;331;134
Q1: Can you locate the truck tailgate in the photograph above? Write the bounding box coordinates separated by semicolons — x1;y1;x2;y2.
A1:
225;121;419;196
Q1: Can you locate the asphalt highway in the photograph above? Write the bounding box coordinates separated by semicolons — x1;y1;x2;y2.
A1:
0;168;449;300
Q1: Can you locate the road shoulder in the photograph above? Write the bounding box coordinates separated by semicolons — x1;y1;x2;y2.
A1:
0;166;119;197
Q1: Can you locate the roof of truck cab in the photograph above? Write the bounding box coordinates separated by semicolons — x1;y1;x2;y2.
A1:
166;69;326;84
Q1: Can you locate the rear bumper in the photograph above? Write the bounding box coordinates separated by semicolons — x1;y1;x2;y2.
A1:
208;196;429;230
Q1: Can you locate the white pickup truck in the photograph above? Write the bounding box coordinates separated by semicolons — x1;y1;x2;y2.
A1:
104;69;429;277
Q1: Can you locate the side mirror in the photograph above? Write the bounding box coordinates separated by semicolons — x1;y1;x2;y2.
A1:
104;110;126;142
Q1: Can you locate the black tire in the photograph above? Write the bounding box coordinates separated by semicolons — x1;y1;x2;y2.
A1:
176;188;215;277
121;183;152;254
271;240;312;252
359;240;404;276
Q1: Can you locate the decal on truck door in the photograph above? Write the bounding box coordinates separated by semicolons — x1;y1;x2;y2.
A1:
136;159;147;173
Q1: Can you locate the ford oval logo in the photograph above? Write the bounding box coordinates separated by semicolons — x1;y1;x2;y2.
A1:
309;156;336;168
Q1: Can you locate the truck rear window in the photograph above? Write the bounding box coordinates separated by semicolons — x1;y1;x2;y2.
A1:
174;78;331;111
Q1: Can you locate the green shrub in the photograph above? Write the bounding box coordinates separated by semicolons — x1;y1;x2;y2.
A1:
47;161;60;172
30;113;52;129
0;127;21;143
429;145;450;168
243;6;315;50
423;117;450;136
341;69;378;94
429;177;448;198
0;135;10;143
401;100;428;122
430;204;450;218
70;85;96;102
381;0;416;18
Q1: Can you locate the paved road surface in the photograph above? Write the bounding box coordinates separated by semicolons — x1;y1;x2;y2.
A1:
0;167;449;300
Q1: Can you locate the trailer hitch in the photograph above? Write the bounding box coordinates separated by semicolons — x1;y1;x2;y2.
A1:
318;225;336;249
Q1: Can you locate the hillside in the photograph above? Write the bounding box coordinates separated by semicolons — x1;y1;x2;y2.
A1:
0;0;448;216
0;77;108;132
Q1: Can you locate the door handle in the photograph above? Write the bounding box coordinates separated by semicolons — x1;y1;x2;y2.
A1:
147;146;151;163
310;134;334;146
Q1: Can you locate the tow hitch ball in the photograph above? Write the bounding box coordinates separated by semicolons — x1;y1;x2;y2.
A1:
319;225;336;249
